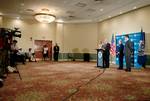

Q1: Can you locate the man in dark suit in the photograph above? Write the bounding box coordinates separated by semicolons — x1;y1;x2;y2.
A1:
117;40;124;70
53;43;59;61
103;40;111;68
124;35;133;72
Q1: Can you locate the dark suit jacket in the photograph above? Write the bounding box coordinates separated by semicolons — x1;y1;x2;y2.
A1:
118;44;124;57
104;43;111;56
54;46;59;53
124;40;133;56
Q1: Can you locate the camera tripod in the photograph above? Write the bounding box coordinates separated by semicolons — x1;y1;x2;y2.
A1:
6;65;22;80
13;65;22;80
6;56;22;80
5;65;22;80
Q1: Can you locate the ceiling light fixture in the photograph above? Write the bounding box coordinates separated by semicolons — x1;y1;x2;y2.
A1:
94;0;103;1
119;12;122;14
100;8;103;11
16;17;20;20
75;2;87;7
133;6;137;9
0;12;3;16
34;9;56;23
21;3;25;6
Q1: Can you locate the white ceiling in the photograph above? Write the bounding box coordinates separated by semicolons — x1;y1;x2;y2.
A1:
0;0;150;23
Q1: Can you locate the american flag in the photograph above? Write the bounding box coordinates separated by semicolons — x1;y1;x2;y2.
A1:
110;34;116;56
140;27;145;46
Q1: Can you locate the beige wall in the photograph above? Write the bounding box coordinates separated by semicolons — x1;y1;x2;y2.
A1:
56;23;98;53
56;23;64;53
2;18;56;51
1;5;150;54
98;6;150;53
0;16;2;27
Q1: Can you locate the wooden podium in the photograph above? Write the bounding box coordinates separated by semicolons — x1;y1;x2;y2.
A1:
96;49;104;67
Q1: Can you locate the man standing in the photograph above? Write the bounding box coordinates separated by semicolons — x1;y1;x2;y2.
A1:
53;43;59;61
117;40;124;70
124;35;133;72
103;40;111;68
138;40;146;68
43;45;49;61
10;40;19;67
17;48;25;64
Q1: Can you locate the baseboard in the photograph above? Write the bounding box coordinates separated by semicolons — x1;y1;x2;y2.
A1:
58;59;96;62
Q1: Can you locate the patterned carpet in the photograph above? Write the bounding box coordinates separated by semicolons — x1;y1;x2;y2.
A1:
0;61;150;101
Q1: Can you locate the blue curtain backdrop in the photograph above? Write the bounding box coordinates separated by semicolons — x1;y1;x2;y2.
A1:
115;32;145;68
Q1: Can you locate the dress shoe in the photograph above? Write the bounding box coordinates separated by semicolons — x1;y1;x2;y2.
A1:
125;69;131;72
117;68;123;70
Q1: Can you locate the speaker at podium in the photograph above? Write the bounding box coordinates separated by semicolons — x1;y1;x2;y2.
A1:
96;49;104;67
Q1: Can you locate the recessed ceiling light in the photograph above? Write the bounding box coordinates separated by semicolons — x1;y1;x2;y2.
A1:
100;9;103;11
68;15;75;18
108;16;111;18
75;2;87;7
95;0;102;1
16;17;20;20
21;3;25;6
0;12;3;15
119;12;122;14
133;6;137;9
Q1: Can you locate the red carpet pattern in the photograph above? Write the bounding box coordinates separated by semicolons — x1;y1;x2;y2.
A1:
0;62;150;101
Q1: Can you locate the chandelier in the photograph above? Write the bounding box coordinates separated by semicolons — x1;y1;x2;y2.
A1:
34;9;56;23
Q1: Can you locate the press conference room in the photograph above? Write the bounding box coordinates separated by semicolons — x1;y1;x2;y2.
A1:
0;0;150;101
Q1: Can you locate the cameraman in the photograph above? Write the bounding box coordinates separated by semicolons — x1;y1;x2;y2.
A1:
17;48;25;64
10;40;19;67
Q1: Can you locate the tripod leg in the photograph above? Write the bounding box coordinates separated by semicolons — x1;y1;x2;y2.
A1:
15;66;22;80
0;79;3;88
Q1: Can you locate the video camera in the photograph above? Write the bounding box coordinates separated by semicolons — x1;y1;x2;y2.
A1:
0;28;21;38
0;28;21;50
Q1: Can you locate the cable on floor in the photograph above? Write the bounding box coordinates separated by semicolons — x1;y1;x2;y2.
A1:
61;68;106;101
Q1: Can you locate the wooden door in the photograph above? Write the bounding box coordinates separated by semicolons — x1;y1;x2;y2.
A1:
34;40;52;60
